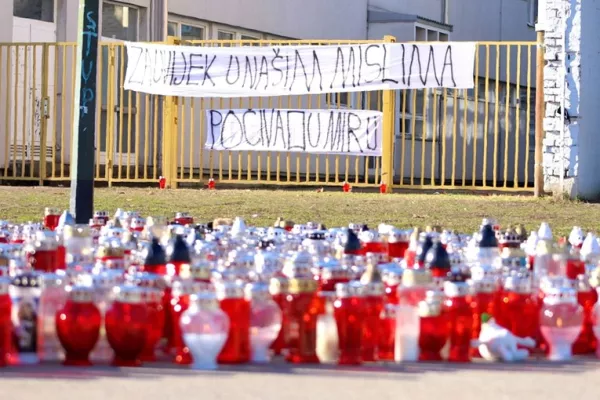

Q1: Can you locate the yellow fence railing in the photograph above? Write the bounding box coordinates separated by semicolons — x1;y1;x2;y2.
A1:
0;38;538;192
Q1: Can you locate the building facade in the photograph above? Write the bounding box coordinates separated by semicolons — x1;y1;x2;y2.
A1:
0;0;539;189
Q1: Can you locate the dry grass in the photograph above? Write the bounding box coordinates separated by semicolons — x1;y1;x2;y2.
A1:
0;186;597;236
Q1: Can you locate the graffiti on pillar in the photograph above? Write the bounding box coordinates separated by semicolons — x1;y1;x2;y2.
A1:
80;10;98;122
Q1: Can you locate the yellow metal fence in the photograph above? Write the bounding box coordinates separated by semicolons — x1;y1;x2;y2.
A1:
0;38;538;192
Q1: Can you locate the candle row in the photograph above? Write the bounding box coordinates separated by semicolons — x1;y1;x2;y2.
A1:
0;210;599;369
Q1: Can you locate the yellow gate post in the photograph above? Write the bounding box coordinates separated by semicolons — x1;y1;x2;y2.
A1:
380;36;397;193
39;44;50;185
534;31;545;197
162;36;179;189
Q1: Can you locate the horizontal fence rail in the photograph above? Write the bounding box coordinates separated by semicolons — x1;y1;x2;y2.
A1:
0;39;537;192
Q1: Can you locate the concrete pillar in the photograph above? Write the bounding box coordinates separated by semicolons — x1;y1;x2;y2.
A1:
541;0;600;199
0;0;13;42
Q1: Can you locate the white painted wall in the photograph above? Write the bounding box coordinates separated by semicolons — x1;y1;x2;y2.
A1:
368;22;415;41
368;0;445;23
169;0;368;40
575;0;600;198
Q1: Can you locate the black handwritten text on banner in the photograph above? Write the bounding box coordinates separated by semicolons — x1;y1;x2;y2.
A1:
124;42;476;97
205;109;382;156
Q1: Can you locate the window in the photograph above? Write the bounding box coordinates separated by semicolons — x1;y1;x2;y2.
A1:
397;90;429;140
168;21;205;40
528;0;539;26
102;2;138;41
217;30;234;40
14;0;53;22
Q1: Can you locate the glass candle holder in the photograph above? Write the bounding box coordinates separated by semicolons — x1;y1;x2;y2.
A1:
0;278;11;367
105;285;148;367
334;282;365;365
499;274;539;343
180;292;229;370
246;282;282;363
540;285;583;361
387;229;410;260
10;272;42;364
359;264;385;362
141;287;166;362
395;268;432;362
37;272;68;362
55;285;101;366
316;292;339;364
216;281;251;364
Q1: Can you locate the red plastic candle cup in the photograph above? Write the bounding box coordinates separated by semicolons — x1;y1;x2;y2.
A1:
105;285;148;367
499;276;539;344
140;287;166;362
55;286;101;366
387;230;410;260
44;208;61;231
216;282;251;364
573;276;598;355
443;277;474;363
360;282;385;362
159;176;166;189
170;280;193;365
418;291;448;361
25;232;59;273
377;304;396;361
283;278;320;364
334;282;364;365
0;279;11;367
269;277;289;355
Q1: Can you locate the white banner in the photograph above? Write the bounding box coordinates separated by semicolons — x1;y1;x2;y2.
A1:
124;42;476;97
205;108;383;156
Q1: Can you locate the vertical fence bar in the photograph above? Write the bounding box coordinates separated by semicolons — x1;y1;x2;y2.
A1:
534;32;545;197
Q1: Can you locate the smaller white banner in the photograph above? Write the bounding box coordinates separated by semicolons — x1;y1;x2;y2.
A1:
205;108;383;156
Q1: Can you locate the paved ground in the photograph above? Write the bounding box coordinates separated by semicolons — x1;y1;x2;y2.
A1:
2;359;600;400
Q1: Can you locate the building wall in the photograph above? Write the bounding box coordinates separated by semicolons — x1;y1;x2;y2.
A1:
368;0;446;23
543;0;600;199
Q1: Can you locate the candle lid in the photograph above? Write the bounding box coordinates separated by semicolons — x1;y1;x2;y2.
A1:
402;268;432;287
498;228;521;247
443;270;470;297
468;276;497;294
335;281;363;298
131;272;166;290
39;272;66;289
544;285;577;305
581;233;600;262
416;235;434;264
244;281;271;301
189;259;213;281
44;207;60;216
144;238;167;266
343;228;362;254
215;281;245;300
175;211;192;220
575;274;592;292
381;263;403;286
478;224;498;248
538;222;553;241
96;241;125;259
320;257;351;280
166;235;191;263
67;285;95;303
63;225;92;240
418;289;443;317
191;292;220;309
387;229;410;244
359;262;384;295
93;270;124;288
269;276;289;295
425;241;451;270
288;277;318;294
113;285;145;304
283;248;313;279
12;272;41;288
503;273;532;294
